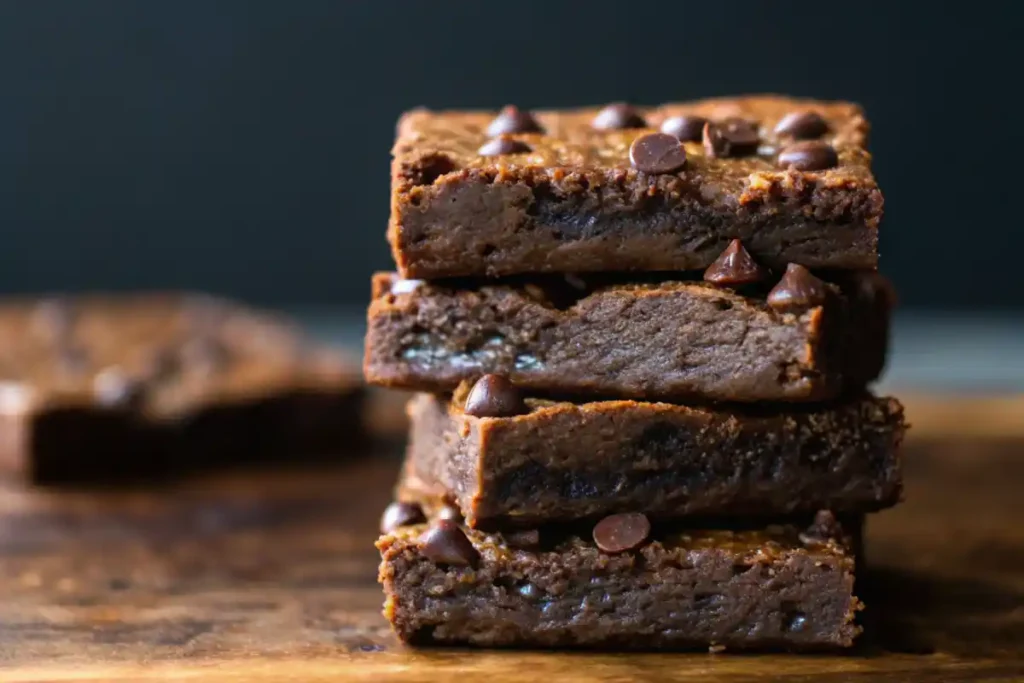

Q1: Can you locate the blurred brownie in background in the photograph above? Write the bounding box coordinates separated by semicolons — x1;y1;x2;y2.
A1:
0;294;364;483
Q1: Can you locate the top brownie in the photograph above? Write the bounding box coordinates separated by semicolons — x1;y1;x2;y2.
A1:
390;96;881;278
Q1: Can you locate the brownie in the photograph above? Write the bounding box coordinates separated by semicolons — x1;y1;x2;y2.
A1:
398;386;905;528
390;96;881;278
364;269;891;403
377;512;863;650
0;294;364;483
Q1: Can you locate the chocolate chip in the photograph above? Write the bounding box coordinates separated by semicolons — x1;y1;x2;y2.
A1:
464;374;527;418
592;103;646;130
705;119;762;158
703;239;767;287
418;519;479;567
799;510;844;546
660;115;707;142
777;141;838;171
380;501;426;533
486;105;544;137
766;264;830;309
93;368;147;409
477;135;532;157
774;111;829;140
719;118;760;154
629;133;687;174
702;122;729;158
592;512;651;554
437;503;462;522
505;529;541;549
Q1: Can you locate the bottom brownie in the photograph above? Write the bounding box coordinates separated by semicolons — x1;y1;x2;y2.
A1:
377;512;862;651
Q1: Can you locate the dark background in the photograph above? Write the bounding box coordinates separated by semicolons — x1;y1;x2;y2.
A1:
0;1;1020;309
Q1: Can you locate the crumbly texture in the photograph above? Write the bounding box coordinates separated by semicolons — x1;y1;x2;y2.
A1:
0;294;364;482
399;388;905;528
390;96;882;278
377;518;863;650
364;271;891;403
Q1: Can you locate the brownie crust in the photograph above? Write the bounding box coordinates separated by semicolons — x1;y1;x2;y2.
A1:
400;388;905;528
391;96;882;278
365;271;891;403
377;518;862;650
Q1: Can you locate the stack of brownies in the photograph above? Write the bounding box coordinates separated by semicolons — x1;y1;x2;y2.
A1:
368;96;906;651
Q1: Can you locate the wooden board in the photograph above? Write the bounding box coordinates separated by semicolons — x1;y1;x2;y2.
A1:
1;395;1023;682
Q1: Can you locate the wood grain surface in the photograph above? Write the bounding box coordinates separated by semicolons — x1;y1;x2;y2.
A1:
1;393;1023;682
